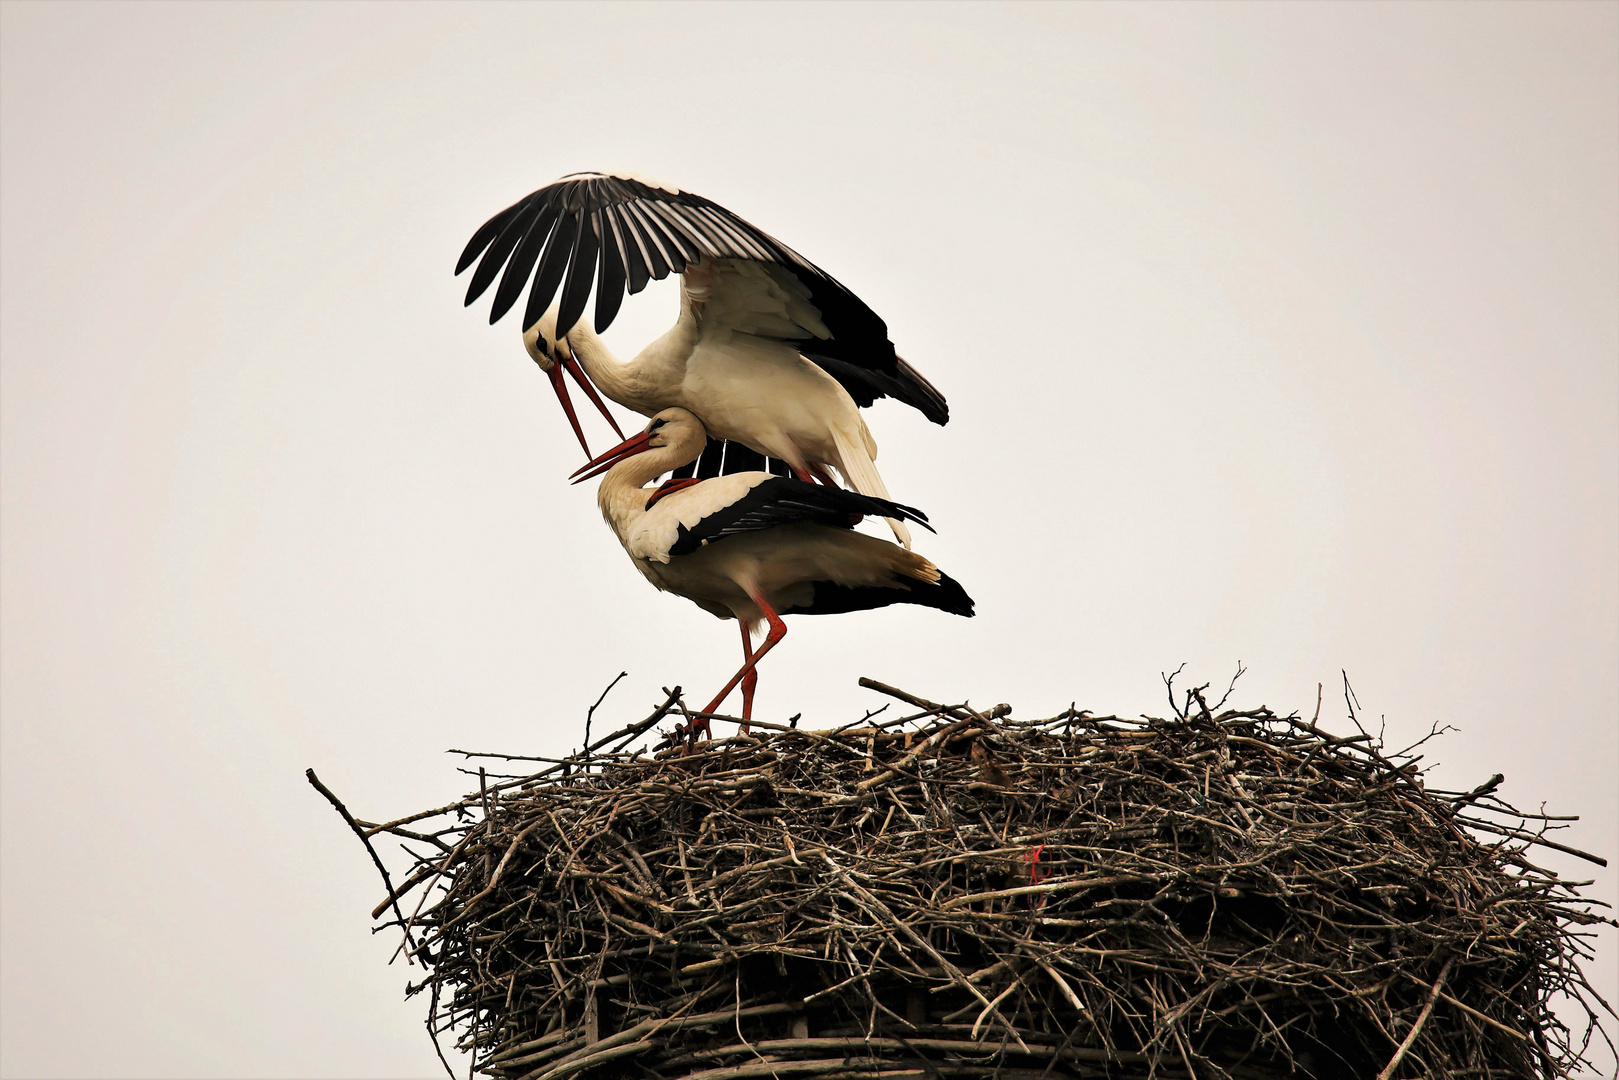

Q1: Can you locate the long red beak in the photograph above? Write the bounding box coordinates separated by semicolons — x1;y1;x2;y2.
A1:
542;356;625;459
562;358;625;441
569;429;656;484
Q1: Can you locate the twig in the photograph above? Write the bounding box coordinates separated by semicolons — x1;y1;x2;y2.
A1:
1375;957;1454;1080
306;768;416;959
584;671;630;752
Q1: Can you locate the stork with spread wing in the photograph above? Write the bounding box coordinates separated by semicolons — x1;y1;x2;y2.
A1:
456;171;948;549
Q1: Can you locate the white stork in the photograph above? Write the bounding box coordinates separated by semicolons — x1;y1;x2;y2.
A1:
456;171;948;549
571;408;974;734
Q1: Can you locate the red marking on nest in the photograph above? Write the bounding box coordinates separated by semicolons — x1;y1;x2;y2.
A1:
1027;844;1051;909
646;478;704;509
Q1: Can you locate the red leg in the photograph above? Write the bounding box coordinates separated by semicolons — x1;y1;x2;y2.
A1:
701;594;787;725
738;620;758;735
686;620;759;744
789;462;838;487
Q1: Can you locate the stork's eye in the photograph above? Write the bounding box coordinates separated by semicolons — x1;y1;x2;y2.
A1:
650;419;666;431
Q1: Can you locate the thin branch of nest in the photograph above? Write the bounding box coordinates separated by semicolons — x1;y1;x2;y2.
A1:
317;675;1615;1080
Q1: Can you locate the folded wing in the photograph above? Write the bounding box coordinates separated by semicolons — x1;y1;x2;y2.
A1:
666;476;934;558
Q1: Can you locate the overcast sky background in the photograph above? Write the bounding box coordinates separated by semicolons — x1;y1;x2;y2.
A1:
2;3;1615;1077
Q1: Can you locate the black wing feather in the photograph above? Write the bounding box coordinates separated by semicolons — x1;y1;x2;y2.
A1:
456;199;527;275
668;478;933;558
488;203;561;323
622;200;678;279
465;196;542;306
804;353;949;424
721;443;765;472
796;570;975;619
607;205;652;296
646;202;708;262
673;205;733;258
594;214;628;332
693;437;726;480
556;214;600;338
521;211;580;329
456;172;949;424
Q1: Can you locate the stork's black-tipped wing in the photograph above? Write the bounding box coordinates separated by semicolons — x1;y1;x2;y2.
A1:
457;171;949;425
667;478;934;559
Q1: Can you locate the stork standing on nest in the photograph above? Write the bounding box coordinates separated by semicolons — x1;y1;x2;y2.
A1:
456;171;949;548
571;408;974;735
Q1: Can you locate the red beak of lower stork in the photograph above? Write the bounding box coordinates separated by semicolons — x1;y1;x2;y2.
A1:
569;428;657;484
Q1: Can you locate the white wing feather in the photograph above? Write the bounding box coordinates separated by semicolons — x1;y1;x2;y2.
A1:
624;472;776;563
683;259;831;342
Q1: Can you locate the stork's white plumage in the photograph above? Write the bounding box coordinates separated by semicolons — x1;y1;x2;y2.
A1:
573;408;974;734
456;171;949;549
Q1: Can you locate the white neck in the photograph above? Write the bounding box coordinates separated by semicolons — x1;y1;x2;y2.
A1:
597;434;702;535
562;321;640;407
565;294;702;414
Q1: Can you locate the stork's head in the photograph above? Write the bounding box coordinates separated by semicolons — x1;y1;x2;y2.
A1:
641;408;706;454
570;408;707;483
522;306;570;372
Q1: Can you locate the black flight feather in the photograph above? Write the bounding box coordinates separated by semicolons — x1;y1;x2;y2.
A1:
594;215;627;333
721;443;765;473
806;353;950;425
635;202;693;265
674;206;730;258
609;205;653;295
555;215;600;338
624;201;677;279
456;198;527;275
648;202;707;262
694;437;726;480
521;211;580;330
488;203;561;324
465;196;543;306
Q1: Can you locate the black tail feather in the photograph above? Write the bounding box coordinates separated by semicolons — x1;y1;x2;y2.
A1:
794;570;975;619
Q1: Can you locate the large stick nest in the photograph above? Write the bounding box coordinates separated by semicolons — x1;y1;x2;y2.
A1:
321;676;1614;1079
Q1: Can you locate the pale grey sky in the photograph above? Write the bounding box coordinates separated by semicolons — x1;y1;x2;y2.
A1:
2;2;1614;1076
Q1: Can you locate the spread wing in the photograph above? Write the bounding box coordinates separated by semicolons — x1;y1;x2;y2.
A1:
456;171;948;424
